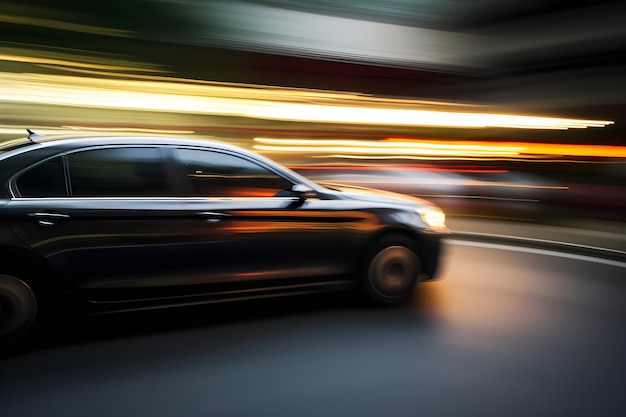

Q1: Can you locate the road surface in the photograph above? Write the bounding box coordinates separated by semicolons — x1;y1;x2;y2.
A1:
1;239;625;417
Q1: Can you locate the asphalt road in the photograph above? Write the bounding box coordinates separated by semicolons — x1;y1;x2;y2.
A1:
1;241;625;417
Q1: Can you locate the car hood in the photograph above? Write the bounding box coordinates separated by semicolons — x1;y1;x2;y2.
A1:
316;181;441;211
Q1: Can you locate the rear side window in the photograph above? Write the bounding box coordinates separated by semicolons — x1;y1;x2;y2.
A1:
68;147;170;197
15;157;67;198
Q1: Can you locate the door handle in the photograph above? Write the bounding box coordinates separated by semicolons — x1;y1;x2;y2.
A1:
27;212;71;226
27;212;71;219
196;211;232;223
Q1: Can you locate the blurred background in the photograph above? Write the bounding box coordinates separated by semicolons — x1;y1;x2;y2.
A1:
1;0;625;223
2;4;626;417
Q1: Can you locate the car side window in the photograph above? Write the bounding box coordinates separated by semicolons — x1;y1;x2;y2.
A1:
176;148;293;198
68;147;170;197
15;156;67;198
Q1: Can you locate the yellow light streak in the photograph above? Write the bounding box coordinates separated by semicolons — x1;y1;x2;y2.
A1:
0;127;79;136
0;126;195;137
318;155;506;161
0;72;613;130
0;54;163;72
250;105;612;129
0;13;132;37
62;126;195;134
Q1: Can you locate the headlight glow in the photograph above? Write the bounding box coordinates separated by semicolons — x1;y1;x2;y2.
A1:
419;208;446;229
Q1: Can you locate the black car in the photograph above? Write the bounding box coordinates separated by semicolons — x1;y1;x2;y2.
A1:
0;132;448;346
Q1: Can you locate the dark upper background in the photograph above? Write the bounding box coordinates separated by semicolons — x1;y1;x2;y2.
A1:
3;0;625;129
1;0;625;191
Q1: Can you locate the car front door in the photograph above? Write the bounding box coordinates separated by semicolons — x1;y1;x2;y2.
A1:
170;147;368;289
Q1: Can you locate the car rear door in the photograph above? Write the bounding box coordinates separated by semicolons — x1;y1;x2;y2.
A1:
5;146;193;301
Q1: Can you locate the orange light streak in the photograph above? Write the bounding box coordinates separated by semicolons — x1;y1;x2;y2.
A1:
255;137;626;159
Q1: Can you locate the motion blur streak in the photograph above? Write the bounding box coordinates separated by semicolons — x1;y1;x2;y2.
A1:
254;137;626;160
63;126;195;134
203;0;475;68
0;53;161;72
250;105;612;129
0;13;132;37
0;72;613;130
0;126;194;136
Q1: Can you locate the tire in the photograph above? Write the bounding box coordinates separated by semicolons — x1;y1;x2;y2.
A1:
362;235;421;304
0;274;39;348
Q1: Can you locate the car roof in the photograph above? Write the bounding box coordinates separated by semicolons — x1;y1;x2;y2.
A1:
0;134;257;160
0;133;319;189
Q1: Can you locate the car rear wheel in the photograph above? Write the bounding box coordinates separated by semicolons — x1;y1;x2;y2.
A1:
0;274;38;346
363;235;421;303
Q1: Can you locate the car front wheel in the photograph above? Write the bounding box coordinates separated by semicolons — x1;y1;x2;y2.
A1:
363;235;421;303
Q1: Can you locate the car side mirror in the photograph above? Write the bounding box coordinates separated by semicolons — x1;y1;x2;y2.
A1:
291;183;317;200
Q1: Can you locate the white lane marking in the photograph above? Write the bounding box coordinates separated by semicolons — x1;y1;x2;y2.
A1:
452;231;626;256
446;239;626;269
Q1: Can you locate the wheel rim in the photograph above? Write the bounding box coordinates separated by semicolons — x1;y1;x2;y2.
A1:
0;276;38;337
368;246;419;298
